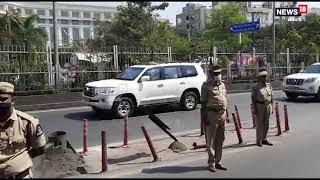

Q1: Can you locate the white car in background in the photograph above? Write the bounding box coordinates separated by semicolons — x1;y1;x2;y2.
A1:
282;63;320;99
82;63;207;118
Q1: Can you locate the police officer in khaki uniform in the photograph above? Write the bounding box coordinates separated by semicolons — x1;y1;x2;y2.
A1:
251;71;273;147
0;82;47;178
201;65;228;172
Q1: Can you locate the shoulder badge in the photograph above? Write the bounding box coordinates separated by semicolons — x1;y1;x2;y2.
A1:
36;124;44;137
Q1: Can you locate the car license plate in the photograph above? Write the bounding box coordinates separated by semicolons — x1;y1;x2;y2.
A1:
287;86;299;90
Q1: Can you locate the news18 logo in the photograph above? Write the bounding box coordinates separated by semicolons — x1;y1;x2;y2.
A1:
275;5;308;16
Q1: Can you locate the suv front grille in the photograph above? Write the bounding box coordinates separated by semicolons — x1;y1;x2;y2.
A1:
84;86;95;97
286;79;304;85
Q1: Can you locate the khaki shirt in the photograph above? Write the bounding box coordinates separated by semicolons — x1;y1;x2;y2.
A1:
251;82;273;106
0;108;46;176
201;80;227;111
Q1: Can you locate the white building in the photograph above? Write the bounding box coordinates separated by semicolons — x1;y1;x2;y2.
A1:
0;2;117;46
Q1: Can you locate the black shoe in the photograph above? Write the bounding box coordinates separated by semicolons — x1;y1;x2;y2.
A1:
262;140;273;146
215;164;228;170
208;165;216;172
256;143;262;147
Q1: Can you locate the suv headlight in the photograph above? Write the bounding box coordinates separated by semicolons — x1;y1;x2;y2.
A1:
283;77;287;83
95;87;117;95
304;78;317;84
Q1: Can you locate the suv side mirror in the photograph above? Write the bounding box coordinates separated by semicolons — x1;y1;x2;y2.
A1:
140;75;151;82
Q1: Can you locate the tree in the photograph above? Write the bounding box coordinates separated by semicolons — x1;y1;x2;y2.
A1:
0;10;48;50
202;2;251;52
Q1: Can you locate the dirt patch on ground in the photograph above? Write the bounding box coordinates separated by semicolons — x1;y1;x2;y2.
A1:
32;145;87;178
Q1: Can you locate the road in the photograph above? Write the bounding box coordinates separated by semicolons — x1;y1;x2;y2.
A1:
27;91;313;150
110;93;320;178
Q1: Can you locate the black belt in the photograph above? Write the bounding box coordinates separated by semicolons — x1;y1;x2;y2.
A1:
5;168;30;179
256;101;271;105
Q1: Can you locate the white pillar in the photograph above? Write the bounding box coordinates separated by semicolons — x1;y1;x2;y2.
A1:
58;26;62;46
317;54;319;63
79;27;84;41
68;26;73;43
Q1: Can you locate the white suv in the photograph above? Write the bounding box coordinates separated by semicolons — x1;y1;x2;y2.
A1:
82;63;207;118
282;63;320;99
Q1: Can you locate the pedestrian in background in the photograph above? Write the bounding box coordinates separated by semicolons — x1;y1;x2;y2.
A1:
0;82;47;178
251;70;273;147
200;65;228;172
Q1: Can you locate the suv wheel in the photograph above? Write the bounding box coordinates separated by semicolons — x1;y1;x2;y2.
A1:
285;92;298;99
180;91;198;111
112;97;135;118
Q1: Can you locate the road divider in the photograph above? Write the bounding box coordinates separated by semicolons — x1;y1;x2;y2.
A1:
141;126;159;162
101;131;108;172
232;112;243;144
83;119;88;154
284;104;289;132
122;115;128;147
275;102;282;136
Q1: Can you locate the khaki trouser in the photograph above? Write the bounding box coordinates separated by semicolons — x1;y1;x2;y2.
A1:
206;110;226;165
256;103;272;143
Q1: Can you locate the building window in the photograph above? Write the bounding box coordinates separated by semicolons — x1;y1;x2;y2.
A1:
83;28;91;40
72;28;80;41
186;16;189;20
50;27;54;43
38;26;46;31
61;27;69;45
8;6;14;12
60;19;69;25
83;12;91;18
82;20;91;25
177;18;182;24
49;10;53;16
60;10;69;17
49;19;53;24
72;11;80;17
37;9;45;16
16;8;21;14
94;13;101;20
72;20;80;25
25;9;33;15
104;12;111;19
37;18;46;24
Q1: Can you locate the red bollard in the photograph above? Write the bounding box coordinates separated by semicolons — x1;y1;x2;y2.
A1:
235;105;242;129
226;109;230;123
251;104;256;128
83;119;88;154
275;103;282;136
101;131;107;172
141;126;159;162
284;105;289;132
232;113;243;144
123;115;128;146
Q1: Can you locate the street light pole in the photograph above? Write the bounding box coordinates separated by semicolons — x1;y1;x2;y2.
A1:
53;1;60;92
272;1;276;77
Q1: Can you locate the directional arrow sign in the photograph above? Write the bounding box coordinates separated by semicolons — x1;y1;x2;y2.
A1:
230;21;260;33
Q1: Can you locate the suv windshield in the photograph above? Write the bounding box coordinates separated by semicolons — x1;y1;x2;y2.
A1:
115;67;145;80
303;65;320;73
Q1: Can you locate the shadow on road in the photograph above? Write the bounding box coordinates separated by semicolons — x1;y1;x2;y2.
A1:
223;142;257;149
141;165;208;174
64;104;189;121
108;152;151;165
274;97;320;104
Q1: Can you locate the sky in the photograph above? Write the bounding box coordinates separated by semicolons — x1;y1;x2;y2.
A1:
60;1;320;26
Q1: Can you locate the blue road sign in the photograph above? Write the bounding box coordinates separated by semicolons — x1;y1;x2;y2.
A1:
230;21;260;33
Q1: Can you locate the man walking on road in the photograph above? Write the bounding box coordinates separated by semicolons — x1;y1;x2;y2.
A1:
251;70;274;147
201;65;228;172
0;82;47;178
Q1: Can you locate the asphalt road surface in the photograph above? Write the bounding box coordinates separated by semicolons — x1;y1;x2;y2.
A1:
113;92;320;178
27;91;318;151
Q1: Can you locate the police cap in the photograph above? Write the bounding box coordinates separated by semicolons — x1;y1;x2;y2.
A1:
0;82;14;94
209;65;222;73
